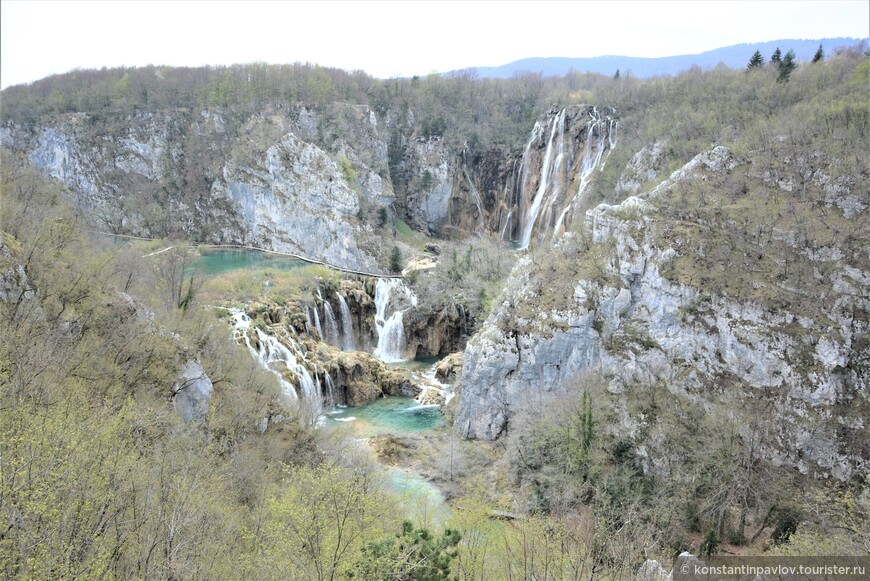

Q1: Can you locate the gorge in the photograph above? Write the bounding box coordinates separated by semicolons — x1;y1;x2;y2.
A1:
2;49;868;577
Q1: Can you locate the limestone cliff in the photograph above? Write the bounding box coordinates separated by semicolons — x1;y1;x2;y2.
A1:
455;146;868;481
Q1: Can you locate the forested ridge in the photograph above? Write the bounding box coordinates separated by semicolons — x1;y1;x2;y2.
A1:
1;41;868;579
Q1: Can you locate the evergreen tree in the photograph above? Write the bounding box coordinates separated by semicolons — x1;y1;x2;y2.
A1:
747;50;764;69
770;47;782;64
614;68;620;79
389;245;404;273
777;49;797;83
812;44;824;63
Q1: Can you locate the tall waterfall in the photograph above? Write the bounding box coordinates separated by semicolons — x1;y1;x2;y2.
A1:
322;301;340;346
373;278;416;363
520;110;566;250
230;308;321;416
337;293;356;351
553;108;616;237
462;146;485;236
515;106;617;249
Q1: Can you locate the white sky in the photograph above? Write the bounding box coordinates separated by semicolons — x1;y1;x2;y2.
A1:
2;0;868;89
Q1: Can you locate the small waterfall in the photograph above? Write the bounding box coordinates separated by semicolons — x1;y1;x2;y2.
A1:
305;307;313;337
373;278;416;362
324;371;336;408
322;301;340;346
520;110;566;250
337;293;356;351
458;304;468;344
230;308;320;416
500;209;513;242
312;304;323;340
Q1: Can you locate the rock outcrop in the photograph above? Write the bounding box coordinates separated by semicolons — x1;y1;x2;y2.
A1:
173;360;214;423
455;146;869;480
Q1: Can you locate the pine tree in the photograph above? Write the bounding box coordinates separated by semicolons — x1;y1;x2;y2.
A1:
747;50;764;69
614;68;620;79
777;49;797;83
770;47;782;64
812;44;824;63
389;245;403;272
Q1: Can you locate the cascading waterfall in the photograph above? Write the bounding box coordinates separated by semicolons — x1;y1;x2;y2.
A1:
516;120;544;243
305;308;313;337
553;108;614;238
323;371;336;408
337;293;356;351
322;301;340;346
230;308;321;416
462;146;485;236
458;304;468;343
312;304;323;340
520;110;566;250
500;209;513;242
373;278;417;363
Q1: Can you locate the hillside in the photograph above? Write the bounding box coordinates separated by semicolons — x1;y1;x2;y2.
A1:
2;42;869;578
461;37;865;78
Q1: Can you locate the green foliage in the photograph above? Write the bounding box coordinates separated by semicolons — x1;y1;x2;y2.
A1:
777;49;797;82
262;462;398;579
770;506;801;545
339;155;358;189
812;44;824;63
700;528;719;556
354;520;461;580
389;245;404;273
771;47;782;64
421;169;433;190
747;50;764;69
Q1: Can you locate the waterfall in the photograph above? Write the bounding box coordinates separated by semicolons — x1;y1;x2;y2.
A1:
373;278;416;362
322;301;340;346
462;146;485;236
458;304;468;343
337;293;356;351
553;108;613;238
304;307;313;337
520;110;566;250
230;308;321;416
517;120;542;236
312;304;323;340
324;371;336;408
500;209;513;242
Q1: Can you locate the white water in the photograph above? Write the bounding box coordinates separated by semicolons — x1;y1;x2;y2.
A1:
517;120;543;237
462;146;485;236
337;293;356;351
323;371;336;408
322;301;340;346
553;109;614;238
373;278;416;363
500;209;513;241
312;305;323;341
230;308;321;416
520;110;566;250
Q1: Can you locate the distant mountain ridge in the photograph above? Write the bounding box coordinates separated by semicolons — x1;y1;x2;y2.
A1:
457;37;866;79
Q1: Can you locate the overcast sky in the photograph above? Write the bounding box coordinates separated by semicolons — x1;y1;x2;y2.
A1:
2;0;867;89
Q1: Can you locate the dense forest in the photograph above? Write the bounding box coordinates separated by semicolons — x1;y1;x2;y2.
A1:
1;41;869;579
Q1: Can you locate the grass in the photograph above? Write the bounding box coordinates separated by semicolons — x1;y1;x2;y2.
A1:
199;263;341;305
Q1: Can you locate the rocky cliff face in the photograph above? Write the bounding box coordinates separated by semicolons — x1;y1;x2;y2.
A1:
2;104;616;263
455;146;868;481
1;106;392;270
